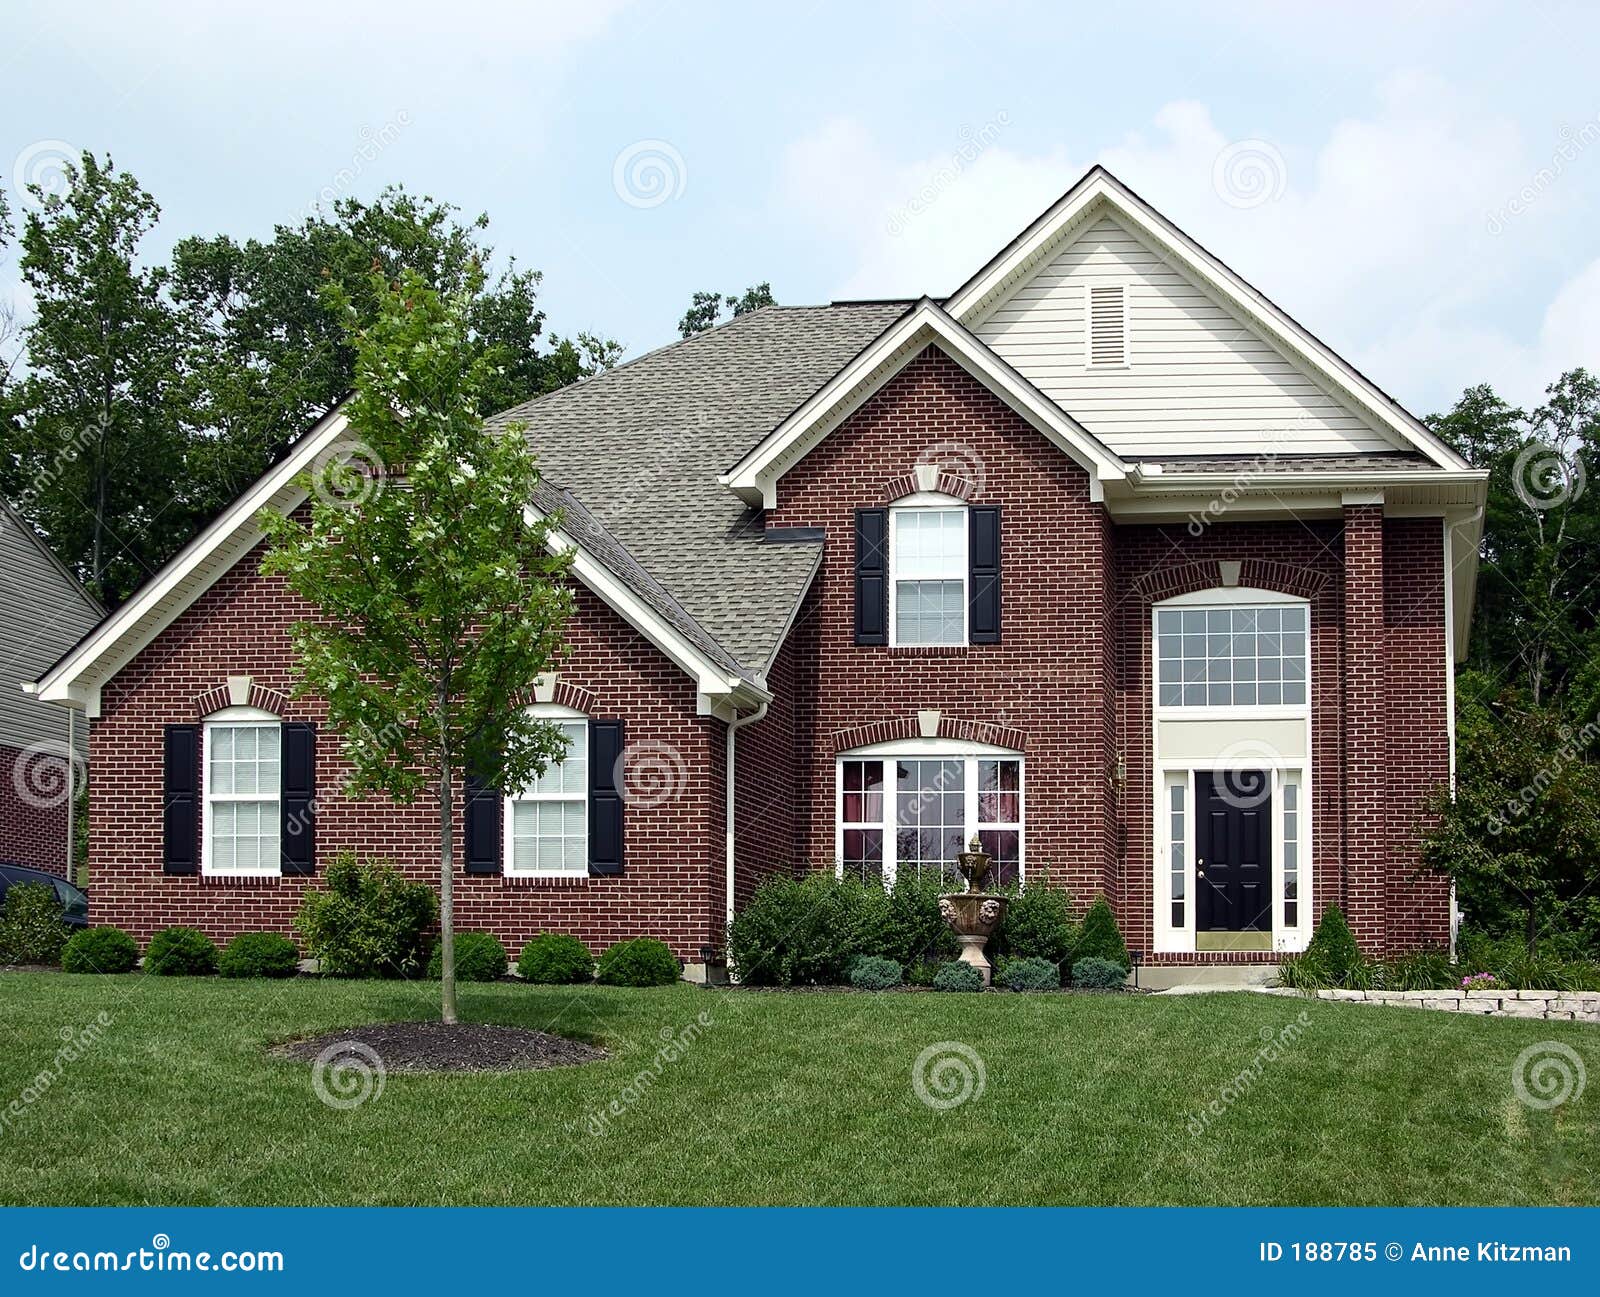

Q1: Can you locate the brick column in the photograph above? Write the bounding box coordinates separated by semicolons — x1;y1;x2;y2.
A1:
1342;499;1387;953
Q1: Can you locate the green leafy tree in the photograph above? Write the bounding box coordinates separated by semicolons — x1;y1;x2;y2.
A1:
1423;673;1600;954
677;281;775;338
259;266;575;1023
5;152;188;602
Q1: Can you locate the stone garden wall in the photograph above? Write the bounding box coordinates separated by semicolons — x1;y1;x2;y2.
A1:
1263;987;1599;1023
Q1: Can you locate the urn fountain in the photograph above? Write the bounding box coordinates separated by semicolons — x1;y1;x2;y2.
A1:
939;835;1009;986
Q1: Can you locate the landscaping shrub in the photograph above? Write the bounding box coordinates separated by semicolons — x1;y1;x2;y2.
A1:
1384;947;1456;991
61;926;139;974
1071;956;1127;989
932;960;984;992
218;932;300;979
143;926;219;976
294;852;437;978
998;955;1060;991
848;955;903;990
875;873;959;969
1073;897;1130;970
1274;952;1331;991
595;938;680;987
1302;904;1360;985
727;873;890;985
906;959;940;988
518;933;594;984
426;932;508;982
993;884;1077;964
0;882;70;966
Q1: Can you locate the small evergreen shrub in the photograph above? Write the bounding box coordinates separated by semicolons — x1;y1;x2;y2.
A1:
426;932;508;982
218;932;300;979
727;873;891;985
998;955;1060;991
595;938;680;987
875;872;959;969
932;960;984;992
295;852;438;978
144;926;219;976
906;959;940;988
0;882;69;965
1073;897;1130;970
1071;956;1127;989
1303;904;1360;985
517;933;594;984
993;885;1077;964
61;926;139;974
849;955;903;990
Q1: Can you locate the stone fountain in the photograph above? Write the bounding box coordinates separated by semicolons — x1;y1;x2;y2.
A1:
939;835;1009;987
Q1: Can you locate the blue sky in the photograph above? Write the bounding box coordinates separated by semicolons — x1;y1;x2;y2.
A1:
4;0;1599;416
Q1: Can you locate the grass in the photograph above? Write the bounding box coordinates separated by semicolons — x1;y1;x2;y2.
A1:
0;972;1596;1205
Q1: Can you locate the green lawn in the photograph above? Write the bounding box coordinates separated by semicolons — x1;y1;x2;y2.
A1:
0;972;1594;1205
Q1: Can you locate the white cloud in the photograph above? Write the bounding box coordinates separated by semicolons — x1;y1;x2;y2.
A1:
777;72;1595;412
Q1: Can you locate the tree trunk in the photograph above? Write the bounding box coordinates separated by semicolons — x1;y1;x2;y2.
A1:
440;752;457;1024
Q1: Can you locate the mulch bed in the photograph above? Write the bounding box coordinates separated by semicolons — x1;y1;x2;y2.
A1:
274;1021;606;1073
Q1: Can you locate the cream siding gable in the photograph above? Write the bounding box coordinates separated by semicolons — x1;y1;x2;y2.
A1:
973;213;1401;457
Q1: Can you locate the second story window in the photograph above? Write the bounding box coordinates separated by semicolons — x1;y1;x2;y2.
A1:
890;504;967;646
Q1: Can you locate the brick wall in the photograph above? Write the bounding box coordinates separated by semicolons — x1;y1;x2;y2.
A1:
1343;503;1388;950
88;537;725;965
0;742;72;877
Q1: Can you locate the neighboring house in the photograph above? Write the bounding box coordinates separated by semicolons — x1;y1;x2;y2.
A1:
31;168;1486;977
2;499;104;878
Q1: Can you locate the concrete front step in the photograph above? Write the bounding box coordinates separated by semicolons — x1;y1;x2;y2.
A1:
1145;963;1280;992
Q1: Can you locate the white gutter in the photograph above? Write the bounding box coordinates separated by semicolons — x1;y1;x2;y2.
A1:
724;700;771;940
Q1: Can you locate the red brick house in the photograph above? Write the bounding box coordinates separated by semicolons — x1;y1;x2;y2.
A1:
30;168;1485;978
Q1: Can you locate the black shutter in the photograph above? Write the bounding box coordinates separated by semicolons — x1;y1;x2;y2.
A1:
464;758;502;876
162;725;199;875
280;723;316;875
969;505;1001;644
854;507;889;646
588;720;624;876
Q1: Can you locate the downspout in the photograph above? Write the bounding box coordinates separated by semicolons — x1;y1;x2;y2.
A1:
65;707;76;881
725;701;770;935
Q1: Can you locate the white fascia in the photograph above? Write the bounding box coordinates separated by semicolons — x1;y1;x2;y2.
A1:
525;506;769;712
720;299;1128;509
944;168;1474;473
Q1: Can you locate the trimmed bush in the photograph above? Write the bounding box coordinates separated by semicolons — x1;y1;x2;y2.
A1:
0;882;69;966
932;960;984;992
1073;897;1130;971
849;955;903;990
875;872;959;969
144;926;219;976
993;885;1077;964
596;938;680;987
218;932;300;979
427;932;508;982
1303;904;1360;985
998;955;1060;991
1071;956;1127;989
727;873;891;985
61;926;139;974
518;933;594;984
295;852;437;978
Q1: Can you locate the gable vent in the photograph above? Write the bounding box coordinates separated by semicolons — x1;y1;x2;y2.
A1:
1087;284;1128;367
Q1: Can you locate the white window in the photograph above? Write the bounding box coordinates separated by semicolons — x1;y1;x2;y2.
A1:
837;744;1023;887
203;708;281;877
1282;775;1301;930
1167;778;1186;930
505;715;588;876
890;502;966;646
1155;602;1309;708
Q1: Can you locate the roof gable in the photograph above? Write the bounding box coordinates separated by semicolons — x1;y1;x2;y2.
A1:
945;167;1471;472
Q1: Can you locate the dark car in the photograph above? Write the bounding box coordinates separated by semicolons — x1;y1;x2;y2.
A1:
0;863;89;928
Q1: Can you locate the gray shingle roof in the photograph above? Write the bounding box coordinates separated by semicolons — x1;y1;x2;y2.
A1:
491;303;909;676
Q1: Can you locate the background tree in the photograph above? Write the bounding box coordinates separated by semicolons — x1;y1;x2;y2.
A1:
2;152;188;603
258;267;574;1023
677;281;775;337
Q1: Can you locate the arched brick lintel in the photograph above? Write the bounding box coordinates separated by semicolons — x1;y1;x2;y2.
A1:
1130;558;1327;605
192;682;293;720
829;714;1026;755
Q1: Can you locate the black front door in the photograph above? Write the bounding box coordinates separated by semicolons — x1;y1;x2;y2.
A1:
1196;771;1271;933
